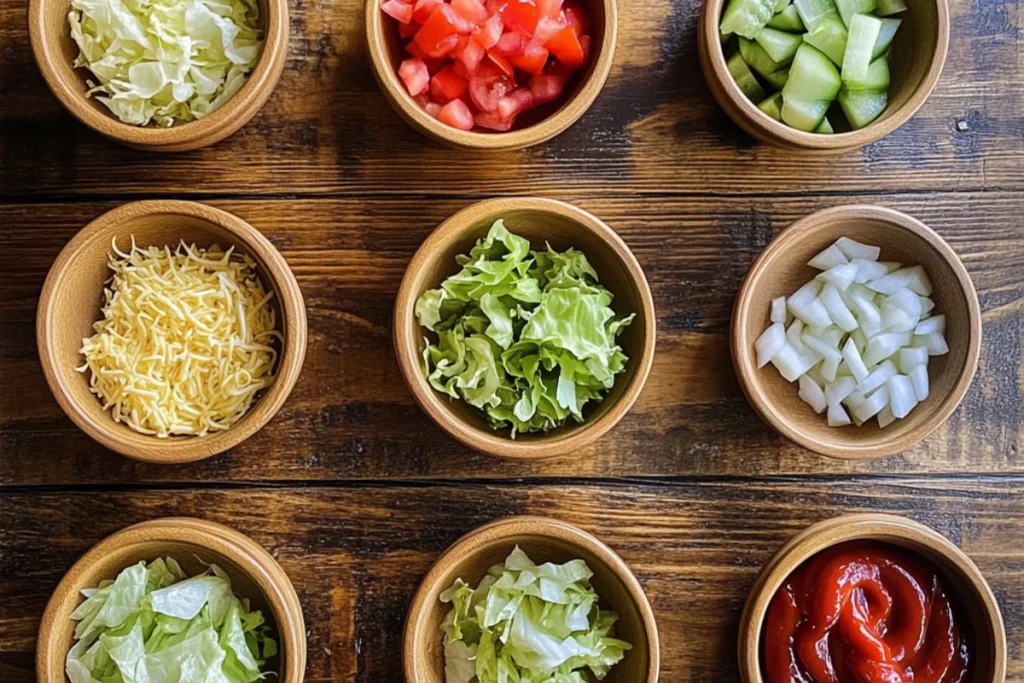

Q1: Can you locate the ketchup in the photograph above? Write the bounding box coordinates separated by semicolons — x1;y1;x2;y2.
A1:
763;541;970;683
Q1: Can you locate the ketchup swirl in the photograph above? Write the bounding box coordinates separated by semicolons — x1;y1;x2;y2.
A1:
764;541;970;683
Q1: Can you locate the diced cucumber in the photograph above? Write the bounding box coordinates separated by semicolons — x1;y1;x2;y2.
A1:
815;115;834;133
843;55;890;90
803;12;849;65
783;43;841;100
728;51;768;101
755;27;804;63
874;0;907;15
767;4;806;30
775;0;792;12
763;67;790;89
739;37;786;76
872;17;901;58
781;96;830;130
793;0;838;31
758;92;784;120
835;0;876;27
721;0;777;38
838;87;887;128
842;14;882;83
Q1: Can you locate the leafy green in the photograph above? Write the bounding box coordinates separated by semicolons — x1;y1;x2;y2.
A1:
66;557;276;683
439;547;631;683
416;220;634;435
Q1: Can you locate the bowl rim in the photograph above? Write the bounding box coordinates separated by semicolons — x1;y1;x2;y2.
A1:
27;0;289;151
730;204;981;460
36;517;307;683
392;196;656;459
364;0;618;150
697;0;950;151
35;199;308;463
736;513;1007;683
403;515;661;683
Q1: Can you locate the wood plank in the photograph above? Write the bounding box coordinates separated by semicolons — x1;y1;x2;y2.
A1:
0;479;1022;681
1;0;1022;199
1;193;1022;485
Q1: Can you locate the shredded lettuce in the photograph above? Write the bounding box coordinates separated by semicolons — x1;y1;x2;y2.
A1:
67;0;263;127
416;220;634;436
67;557;276;683
440;547;631;683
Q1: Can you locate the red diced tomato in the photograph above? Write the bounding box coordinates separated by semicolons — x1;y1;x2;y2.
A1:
533;16;565;43
415;6;458;51
424;100;443;117
497;87;534;119
537;0;562;18
412;0;441;23
438;99;475;129
510;40;548;74
452;60;472;79
399;58;430;96
382;0;414;23
579;33;591;61
546;24;583;67
475;111;514;130
456;38;486;71
427;33;461;57
474;14;504;48
528;73;564;103
430;65;469;102
452;0;489;25
496;31;525;56
469;68;513;111
561;1;590;33
399;20;421;37
500;0;540;36
486;49;515;77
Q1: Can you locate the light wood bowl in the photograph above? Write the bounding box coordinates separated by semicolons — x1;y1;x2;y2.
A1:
404;516;660;683
393;197;656;459
738;513;1007;683
698;0;949;151
732;204;980;460
37;517;306;683
365;0;617;150
36;200;307;463
28;0;288;151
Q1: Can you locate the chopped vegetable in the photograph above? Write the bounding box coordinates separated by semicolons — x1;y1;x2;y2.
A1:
439;547;631;683
415;220;634;435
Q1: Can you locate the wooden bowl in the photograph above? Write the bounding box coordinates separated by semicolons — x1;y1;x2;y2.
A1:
732;204;980;459
738;513;1007;683
37;517;306;683
698;0;949;151
404;516;660;683
28;0;288;151
365;0;617;150
36;200;307;463
393;197;656;459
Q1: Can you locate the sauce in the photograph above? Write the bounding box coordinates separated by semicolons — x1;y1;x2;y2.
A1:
763;541;970;683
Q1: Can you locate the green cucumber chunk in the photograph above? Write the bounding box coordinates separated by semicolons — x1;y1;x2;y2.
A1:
874;0;907;15
739;37;786;76
763;67;791;89
783;43;841;101
803;12;849;65
872;17;901;58
720;0;776;38
835;0;876;26
767;4;806;30
728;51;768;101
775;0;792;12
755;27;804;63
793;0;838;31
758;92;784;119
842;13;882;83
838;87;887;128
815;115;835;133
781;96;831;130
843;55;890;90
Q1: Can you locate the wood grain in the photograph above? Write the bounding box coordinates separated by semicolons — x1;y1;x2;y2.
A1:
1;481;1022;682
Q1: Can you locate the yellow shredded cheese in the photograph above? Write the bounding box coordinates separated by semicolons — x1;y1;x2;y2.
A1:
78;237;281;438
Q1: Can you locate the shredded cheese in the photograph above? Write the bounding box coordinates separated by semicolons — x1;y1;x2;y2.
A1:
78;237;281;438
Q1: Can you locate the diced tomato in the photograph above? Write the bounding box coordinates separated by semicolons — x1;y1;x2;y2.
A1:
456;38;486;71
473;14;504;48
424;100;443;117
451;0;489;25
412;0;442;23
528;73;564;103
546;24;583;67
452;60;472;79
399;58;430;96
469;67;513;111
579;33;591;62
561;1;590;34
430;65;469;102
500;0;540;36
533;16;565;44
510;40;548;74
427;33;462;57
475;111;514;131
486;49;515;77
497;87;534;119
537;0;562;19
496;31;525;56
438;98;475;130
416;4;476;55
382;0;414;23
399;20;421;37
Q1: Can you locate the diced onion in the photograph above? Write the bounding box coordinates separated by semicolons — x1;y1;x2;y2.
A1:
801;332;842;362
857;359;897;395
798;375;827;414
755;322;786;368
914;314;945;336
897;346;928;374
917;332;950;356
786;319;805;352
841;338;870;382
852;387;889;422
836;236;881;261
827;402;852;427
910;364;929;401
770;296;788;324
808;244;849;270
818;263;860;291
771;343;817;382
887;374;918;419
877;405;896;428
819;285;858;332
825;376;857;407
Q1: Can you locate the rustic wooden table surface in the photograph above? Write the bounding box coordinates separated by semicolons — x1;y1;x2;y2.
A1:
1;0;1023;678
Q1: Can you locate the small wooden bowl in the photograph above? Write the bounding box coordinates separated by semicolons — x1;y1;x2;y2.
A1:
36;200;307;463
404;516;660;683
698;0;949;151
37;517;306;683
732;204;980;459
365;0;617;150
28;0;288;151
738;513;1007;683
393;197;656;459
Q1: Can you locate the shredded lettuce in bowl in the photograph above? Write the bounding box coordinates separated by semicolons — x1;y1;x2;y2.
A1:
67;0;264;127
440;547;631;683
66;557;276;683
415;220;635;436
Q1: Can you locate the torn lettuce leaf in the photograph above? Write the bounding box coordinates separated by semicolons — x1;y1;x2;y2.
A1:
416;220;634;436
66;557;276;683
439;547;631;683
67;0;263;127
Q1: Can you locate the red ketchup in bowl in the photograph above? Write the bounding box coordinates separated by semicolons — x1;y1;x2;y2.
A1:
764;541;970;683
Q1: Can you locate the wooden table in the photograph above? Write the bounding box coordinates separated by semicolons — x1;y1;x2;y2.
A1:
1;0;1023;678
